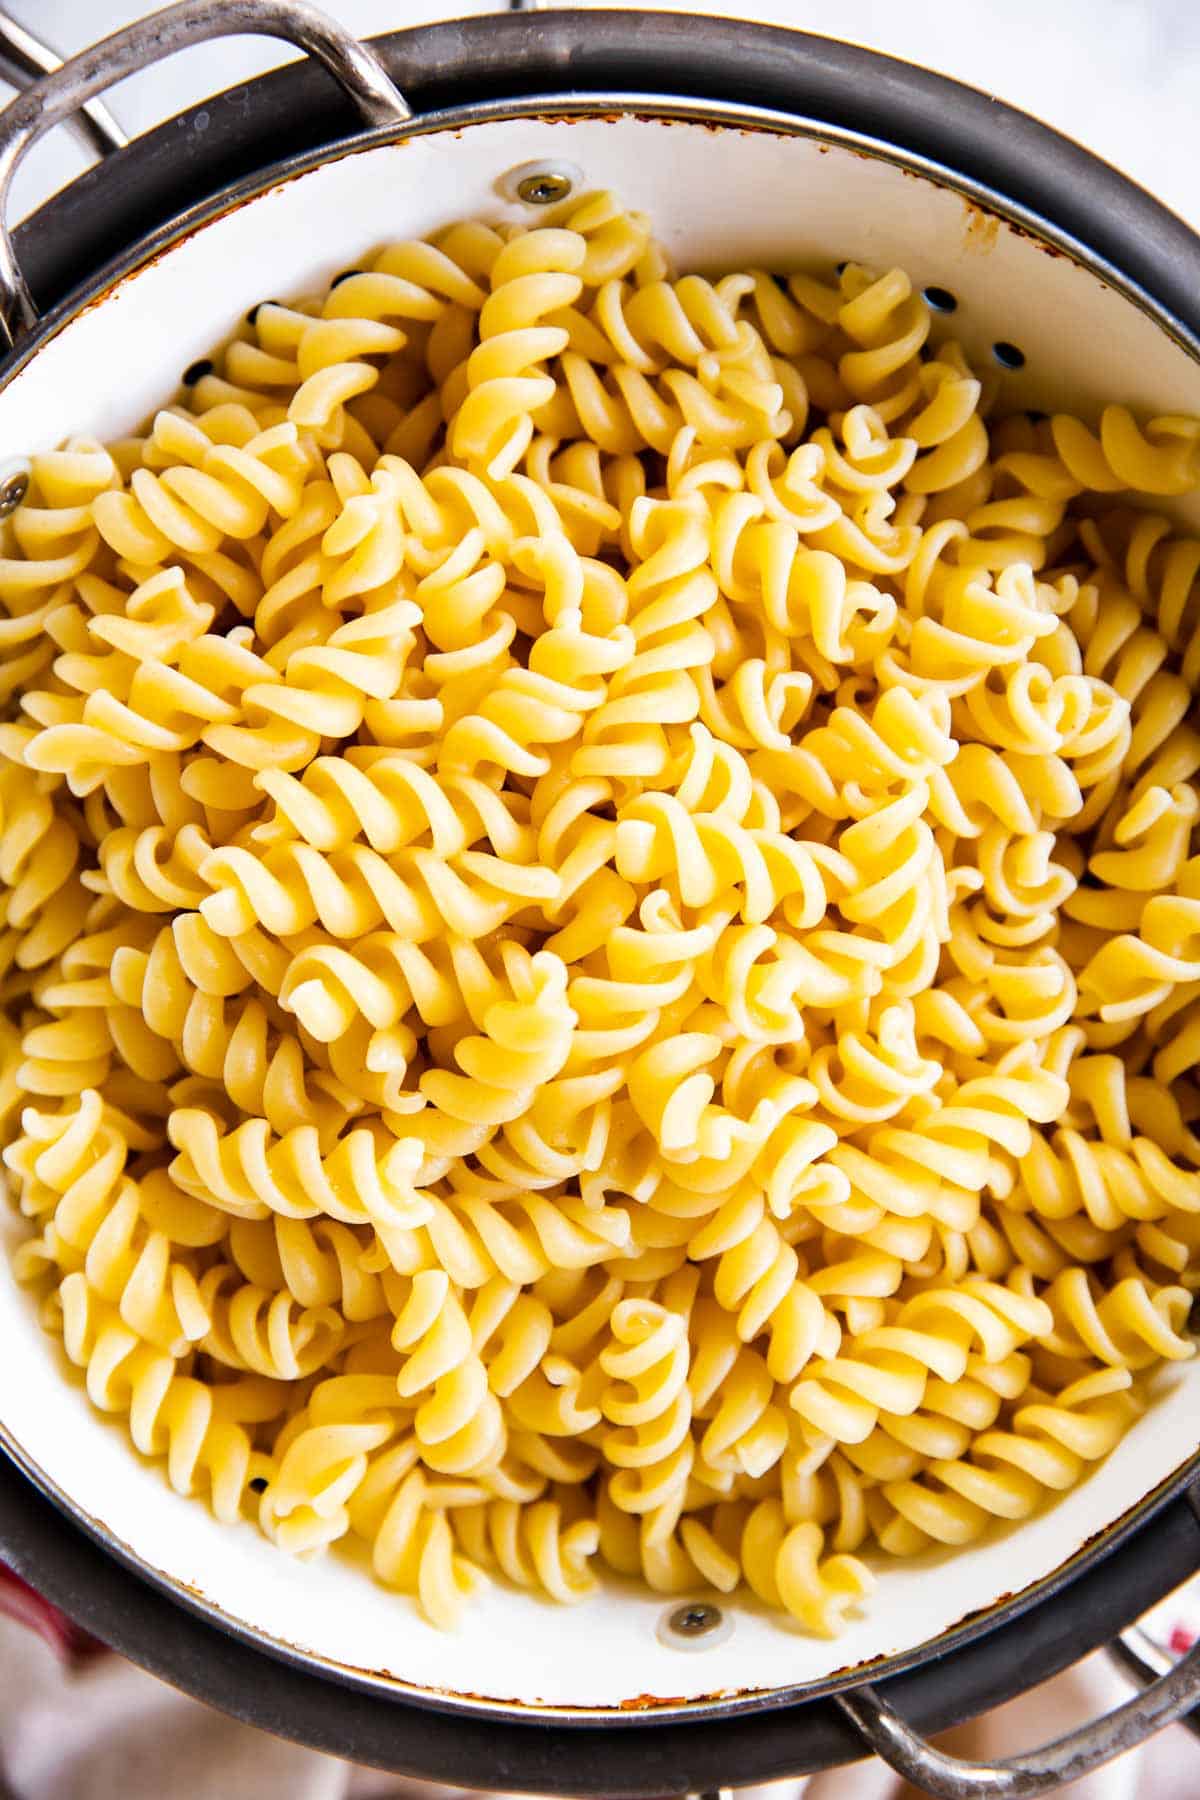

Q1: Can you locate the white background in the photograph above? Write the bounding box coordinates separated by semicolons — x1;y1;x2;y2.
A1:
8;1;1200;232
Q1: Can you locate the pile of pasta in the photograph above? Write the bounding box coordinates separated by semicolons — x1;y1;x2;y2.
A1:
2;190;1198;1637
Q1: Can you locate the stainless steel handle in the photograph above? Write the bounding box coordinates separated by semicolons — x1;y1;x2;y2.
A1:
836;1483;1200;1799
0;12;127;158
0;0;411;351
1109;1623;1200;1744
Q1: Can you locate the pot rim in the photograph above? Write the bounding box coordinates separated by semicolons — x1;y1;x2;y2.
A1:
15;10;1200;345
7;90;1200;389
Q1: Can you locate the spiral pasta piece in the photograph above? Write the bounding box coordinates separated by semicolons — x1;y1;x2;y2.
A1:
59;1274;279;1521
599;1298;694;1530
453;1496;600;1601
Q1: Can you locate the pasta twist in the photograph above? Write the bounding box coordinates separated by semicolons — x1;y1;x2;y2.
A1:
58;1273;279;1521
404;1180;632;1290
599;1298;694;1530
790;1280;1052;1448
389;1268;506;1475
357;1466;488;1628
7;1095;214;1355
827;1057;1070;1232
242;593;421;750
197;837;523;942
740;1504;875;1634
574;493;716;781
111;922;363;1143
229;1214;386;1320
166;1105;432;1232
93;413;309;566
452;1496;600;1601
0;760;90;970
418;946;576;1137
199;1261;345;1379
1051;409;1200;498
0;442;107;617
255;1371;406;1554
1040;1265;1194;1369
452;227;584;478
25;621;313;796
879;1368;1143;1551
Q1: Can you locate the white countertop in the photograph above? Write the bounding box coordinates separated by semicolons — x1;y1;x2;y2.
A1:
8;0;1200;234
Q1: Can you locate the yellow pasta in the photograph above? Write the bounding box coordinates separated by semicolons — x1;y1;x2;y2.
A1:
2;191;1199;1639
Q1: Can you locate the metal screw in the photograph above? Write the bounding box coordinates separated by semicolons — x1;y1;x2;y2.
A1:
671;1602;722;1637
516;170;573;205
656;1598;734;1652
0;470;28;516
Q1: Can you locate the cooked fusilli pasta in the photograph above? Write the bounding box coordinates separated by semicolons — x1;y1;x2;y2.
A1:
3;192;1198;1638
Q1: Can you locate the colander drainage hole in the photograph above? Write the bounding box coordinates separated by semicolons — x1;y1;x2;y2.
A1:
922;285;957;313
992;340;1026;370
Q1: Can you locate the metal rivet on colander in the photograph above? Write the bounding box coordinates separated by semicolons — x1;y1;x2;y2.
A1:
518;171;572;204
503;160;583;207
0;468;29;516
657;1600;734;1651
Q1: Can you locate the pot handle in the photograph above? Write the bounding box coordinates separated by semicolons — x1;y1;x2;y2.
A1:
834;1485;1200;1799
0;13;126;159
1108;1623;1200;1743
0;0;411;351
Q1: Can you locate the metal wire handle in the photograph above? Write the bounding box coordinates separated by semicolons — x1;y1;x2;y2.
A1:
0;0;411;350
1108;1622;1200;1744
834;1483;1200;1798
0;12;126;158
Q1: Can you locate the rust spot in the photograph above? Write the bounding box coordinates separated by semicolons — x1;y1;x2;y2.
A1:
1002;214;1070;260
619;1692;690;1710
175;1578;207;1600
962;200;1001;253
952;192;1076;264
528;110;623;127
